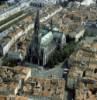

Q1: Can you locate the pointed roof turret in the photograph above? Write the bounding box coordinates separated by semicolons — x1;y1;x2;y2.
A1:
34;9;40;34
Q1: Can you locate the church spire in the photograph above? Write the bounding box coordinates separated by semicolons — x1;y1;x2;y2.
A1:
34;9;40;35
33;9;40;65
26;10;40;63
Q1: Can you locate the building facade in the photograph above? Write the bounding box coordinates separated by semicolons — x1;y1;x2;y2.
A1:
30;0;65;6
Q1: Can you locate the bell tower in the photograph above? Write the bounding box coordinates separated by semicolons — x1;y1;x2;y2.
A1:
27;10;41;65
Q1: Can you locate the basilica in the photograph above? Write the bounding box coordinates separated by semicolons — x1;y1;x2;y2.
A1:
26;10;66;66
